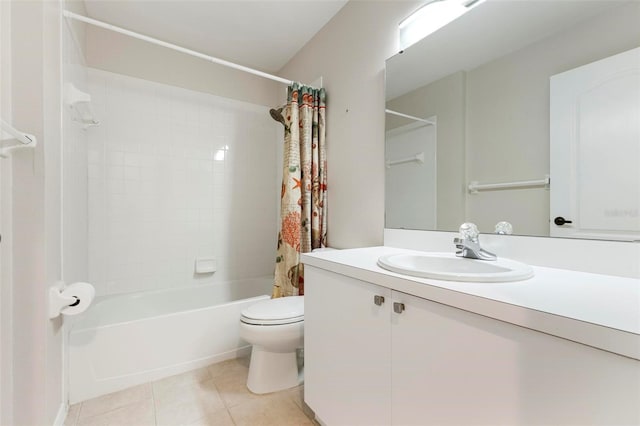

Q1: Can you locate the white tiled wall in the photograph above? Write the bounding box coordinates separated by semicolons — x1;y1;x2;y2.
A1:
87;68;280;296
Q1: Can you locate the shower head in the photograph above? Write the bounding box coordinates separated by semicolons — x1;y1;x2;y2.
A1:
269;107;286;127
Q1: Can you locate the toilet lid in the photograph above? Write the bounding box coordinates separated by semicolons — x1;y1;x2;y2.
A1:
241;296;304;325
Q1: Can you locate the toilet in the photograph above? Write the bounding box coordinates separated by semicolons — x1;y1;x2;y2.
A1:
239;295;304;394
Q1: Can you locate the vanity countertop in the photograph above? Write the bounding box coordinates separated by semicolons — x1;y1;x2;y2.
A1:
301;246;640;360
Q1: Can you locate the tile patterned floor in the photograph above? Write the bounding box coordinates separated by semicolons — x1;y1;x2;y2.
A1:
64;357;316;426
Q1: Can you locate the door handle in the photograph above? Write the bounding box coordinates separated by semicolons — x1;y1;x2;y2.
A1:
554;216;573;226
374;295;385;306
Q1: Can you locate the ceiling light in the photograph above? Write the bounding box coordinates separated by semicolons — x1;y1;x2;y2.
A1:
399;0;485;50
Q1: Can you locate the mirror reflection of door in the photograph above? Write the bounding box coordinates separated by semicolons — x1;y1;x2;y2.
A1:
385;121;437;230
550;47;640;241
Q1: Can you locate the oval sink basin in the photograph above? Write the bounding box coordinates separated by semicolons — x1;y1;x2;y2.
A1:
377;252;534;282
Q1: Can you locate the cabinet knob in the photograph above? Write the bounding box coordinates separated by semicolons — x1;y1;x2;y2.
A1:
393;302;405;314
374;295;385;306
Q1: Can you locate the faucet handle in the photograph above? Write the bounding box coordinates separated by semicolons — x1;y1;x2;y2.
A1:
459;222;479;242
494;221;513;235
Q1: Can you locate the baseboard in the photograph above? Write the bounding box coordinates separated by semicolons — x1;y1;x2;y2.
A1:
314;415;327;426
52;403;67;426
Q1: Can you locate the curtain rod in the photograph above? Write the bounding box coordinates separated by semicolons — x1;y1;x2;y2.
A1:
385;109;435;125
63;10;300;87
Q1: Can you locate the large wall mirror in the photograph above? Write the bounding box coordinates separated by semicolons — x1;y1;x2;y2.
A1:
385;0;640;241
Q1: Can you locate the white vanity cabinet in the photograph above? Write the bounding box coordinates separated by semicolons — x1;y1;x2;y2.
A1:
304;265;640;426
304;266;392;426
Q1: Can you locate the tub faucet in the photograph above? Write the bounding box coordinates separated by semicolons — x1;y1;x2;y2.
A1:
453;223;497;261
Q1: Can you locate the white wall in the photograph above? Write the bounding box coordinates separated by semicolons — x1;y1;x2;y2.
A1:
0;2;12;423
85;25;281;108
278;0;421;248
0;0;9;115
86;69;279;296
8;0;65;424
43;2;65;420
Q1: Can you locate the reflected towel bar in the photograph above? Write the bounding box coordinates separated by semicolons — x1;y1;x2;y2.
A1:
386;152;425;168
468;175;550;194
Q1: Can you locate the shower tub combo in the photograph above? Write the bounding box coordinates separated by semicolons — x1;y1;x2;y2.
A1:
68;277;273;404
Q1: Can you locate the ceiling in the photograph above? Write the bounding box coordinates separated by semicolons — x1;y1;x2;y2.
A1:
83;0;348;73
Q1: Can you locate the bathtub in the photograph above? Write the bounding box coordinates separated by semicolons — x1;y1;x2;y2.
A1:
68;277;273;404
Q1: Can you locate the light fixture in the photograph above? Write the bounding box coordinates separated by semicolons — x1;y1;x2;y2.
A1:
214;145;229;161
399;0;485;50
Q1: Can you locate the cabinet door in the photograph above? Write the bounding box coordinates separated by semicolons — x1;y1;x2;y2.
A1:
391;291;522;425
391;291;640;426
305;266;392;426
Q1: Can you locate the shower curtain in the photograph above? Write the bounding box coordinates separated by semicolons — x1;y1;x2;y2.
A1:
272;83;327;298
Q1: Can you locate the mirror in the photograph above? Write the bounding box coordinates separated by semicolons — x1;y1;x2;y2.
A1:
385;0;640;240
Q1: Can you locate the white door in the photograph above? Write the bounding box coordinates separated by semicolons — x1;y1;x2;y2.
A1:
304;266;392;426
385;121;437;229
550;47;640;240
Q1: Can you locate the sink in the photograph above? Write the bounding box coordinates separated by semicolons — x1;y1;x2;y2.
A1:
377;252;534;282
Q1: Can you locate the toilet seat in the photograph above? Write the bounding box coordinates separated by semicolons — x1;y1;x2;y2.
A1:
241;296;304;326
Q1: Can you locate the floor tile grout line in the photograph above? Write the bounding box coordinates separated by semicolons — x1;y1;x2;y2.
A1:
68;402;80;426
151;381;158;426
212;380;234;411
76;384;156;422
227;404;239;426
209;373;236;424
228;407;238;426
75;404;82;426
75;401;84;425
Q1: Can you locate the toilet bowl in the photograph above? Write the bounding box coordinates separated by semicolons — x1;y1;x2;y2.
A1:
239;295;304;394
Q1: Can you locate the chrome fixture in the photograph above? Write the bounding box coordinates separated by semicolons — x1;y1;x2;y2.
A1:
454;222;497;261
269;106;286;126
494;221;513;235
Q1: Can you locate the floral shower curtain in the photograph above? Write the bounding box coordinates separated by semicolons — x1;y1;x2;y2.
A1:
272;83;327;298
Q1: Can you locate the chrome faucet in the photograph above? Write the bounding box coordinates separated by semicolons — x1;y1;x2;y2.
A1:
453;223;497;261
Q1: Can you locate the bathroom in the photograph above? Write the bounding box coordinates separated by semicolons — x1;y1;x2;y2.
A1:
0;0;638;425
